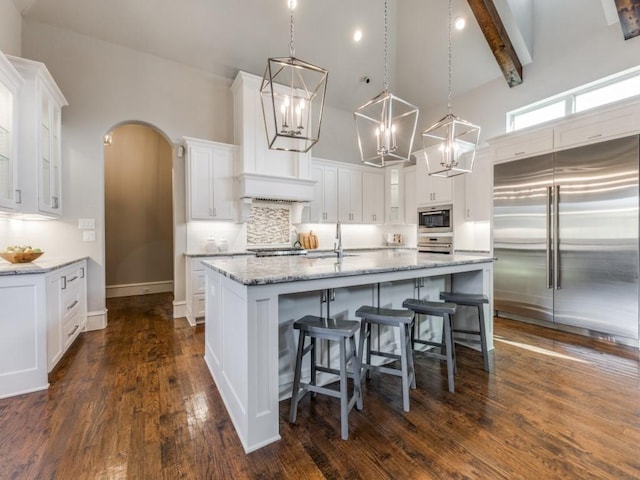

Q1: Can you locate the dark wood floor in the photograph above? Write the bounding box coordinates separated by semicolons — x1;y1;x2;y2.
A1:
1;293;639;479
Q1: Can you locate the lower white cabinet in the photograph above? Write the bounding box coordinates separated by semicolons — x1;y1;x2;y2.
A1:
186;256;232;326
0;258;87;399
47;260;87;371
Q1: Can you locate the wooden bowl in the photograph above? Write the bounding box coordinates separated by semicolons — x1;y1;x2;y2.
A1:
0;251;44;263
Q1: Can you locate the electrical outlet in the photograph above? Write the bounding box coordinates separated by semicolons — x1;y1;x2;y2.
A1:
83;230;96;242
79;218;96;229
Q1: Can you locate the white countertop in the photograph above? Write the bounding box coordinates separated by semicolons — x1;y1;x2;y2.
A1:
202;250;493;286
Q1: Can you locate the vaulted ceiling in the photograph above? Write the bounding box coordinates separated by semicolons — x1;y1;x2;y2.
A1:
12;0;620;116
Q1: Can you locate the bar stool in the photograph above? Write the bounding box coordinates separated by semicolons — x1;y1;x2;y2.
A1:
355;306;415;412
289;315;363;440
439;292;491;372
401;299;457;393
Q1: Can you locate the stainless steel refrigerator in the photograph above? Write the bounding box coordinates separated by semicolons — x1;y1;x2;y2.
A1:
493;135;639;343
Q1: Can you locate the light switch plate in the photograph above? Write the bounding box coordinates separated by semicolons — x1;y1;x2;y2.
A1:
83;230;96;242
78;218;96;229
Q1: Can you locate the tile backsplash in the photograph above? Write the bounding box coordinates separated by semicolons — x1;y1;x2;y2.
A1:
246;203;291;245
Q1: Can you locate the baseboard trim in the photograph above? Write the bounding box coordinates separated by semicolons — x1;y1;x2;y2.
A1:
173;301;187;320
86;309;108;331
106;281;174;298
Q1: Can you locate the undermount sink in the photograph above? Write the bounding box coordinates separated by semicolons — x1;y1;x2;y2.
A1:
304;252;358;259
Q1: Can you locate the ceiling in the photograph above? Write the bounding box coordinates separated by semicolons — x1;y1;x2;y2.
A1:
12;0;618;116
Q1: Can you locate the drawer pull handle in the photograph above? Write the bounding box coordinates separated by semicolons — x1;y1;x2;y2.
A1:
80;267;85;278
67;300;79;310
587;134;602;140
68;275;79;283
61;276;67;290
68;325;80;337
514;151;526;156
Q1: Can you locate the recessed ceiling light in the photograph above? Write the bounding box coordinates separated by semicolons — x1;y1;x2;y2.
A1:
354;29;363;42
454;17;466;30
288;0;297;9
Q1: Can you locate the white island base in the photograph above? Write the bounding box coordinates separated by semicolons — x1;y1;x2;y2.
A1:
203;252;493;452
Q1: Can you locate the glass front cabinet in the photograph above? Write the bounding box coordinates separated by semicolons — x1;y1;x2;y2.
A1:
7;55;68;217
0;52;23;212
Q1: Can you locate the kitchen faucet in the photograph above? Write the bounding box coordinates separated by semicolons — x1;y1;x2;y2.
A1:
334;221;344;258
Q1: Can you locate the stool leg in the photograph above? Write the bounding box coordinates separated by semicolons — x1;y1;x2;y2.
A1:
399;322;411;412
443;313;455;393
339;337;349;440
349;335;363;411
289;330;306;423
406;321;416;390
478;304;490;372
310;337;317;398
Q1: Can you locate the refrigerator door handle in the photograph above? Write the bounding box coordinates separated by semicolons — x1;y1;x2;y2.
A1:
546;186;553;289
553;185;560;289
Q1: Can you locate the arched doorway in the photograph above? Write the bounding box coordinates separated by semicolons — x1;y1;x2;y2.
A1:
103;122;174;299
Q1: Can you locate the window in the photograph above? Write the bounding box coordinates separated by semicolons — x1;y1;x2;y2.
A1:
507;66;640;132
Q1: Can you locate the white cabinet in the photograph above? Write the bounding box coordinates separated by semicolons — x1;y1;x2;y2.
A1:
308;162;338;223
0;53;23;212
385;166;403;224
186;255;233;326
415;149;453;206
47;260;87;371
464;148;492;222
8;55;68;217
338;167;362;223
492;127;553;163
403;165;417;224
185;137;236;221
0;258;87;399
363;170;384;224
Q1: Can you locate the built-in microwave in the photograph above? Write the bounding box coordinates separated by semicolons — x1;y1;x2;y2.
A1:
417;204;452;233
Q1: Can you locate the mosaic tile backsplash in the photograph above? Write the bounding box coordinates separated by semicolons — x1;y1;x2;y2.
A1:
246;203;291;245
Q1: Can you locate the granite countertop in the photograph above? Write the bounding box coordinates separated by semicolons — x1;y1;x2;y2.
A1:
202;250;492;286
184;246;412;257
0;256;88;276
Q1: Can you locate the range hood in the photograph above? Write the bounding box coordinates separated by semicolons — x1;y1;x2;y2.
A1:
232;71;317;204
236;172;316;202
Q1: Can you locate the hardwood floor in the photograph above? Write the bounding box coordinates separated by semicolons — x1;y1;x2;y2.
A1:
1;293;639;479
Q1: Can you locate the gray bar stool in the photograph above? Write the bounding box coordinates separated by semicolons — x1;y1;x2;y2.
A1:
401;298;457;393
355;306;415;412
439;292;491;372
289;315;363;440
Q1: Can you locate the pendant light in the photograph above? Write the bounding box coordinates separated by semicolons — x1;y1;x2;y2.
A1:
422;0;480;177
260;0;328;153
354;0;419;168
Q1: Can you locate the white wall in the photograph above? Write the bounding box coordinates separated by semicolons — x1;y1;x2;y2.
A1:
0;0;21;55
20;20;234;314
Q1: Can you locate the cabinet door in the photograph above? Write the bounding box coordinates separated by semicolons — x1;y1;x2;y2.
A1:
211;145;235;220
338;168;362;223
363;170;384;224
323;166;338;223
0;74;19;211
416;152;453;205
404;166;416;224
38;96;62;215
385;166;403;224
464;148;492;222
188;144;214;219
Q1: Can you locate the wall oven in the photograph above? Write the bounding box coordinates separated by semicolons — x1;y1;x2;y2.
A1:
417;236;453;255
417;204;452;233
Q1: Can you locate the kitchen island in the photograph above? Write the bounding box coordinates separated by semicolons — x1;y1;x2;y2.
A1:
202;250;493;452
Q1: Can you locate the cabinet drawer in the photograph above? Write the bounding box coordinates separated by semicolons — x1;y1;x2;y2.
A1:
63;311;82;349
192;272;206;295
194;294;205;320
191;258;206;272
61;290;82;324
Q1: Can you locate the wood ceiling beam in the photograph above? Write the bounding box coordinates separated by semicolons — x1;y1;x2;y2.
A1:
466;0;523;88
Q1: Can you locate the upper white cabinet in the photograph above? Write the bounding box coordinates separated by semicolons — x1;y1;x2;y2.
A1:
363;170;384;224
463;147;492;222
338;167;363;223
184;137;236;221
403;165;417;224
492;127;553;163
415;148;453;206
0;53;23;212
308;160;338;223
384;166;403;224
8;55;68;217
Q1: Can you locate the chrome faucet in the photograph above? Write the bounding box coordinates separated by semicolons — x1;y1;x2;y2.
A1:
334;221;344;258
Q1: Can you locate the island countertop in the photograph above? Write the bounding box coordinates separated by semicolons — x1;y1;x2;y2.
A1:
202;250;493;286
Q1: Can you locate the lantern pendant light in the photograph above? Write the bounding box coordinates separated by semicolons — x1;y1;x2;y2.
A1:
422;0;480;177
354;0;419;168
260;0;328;153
